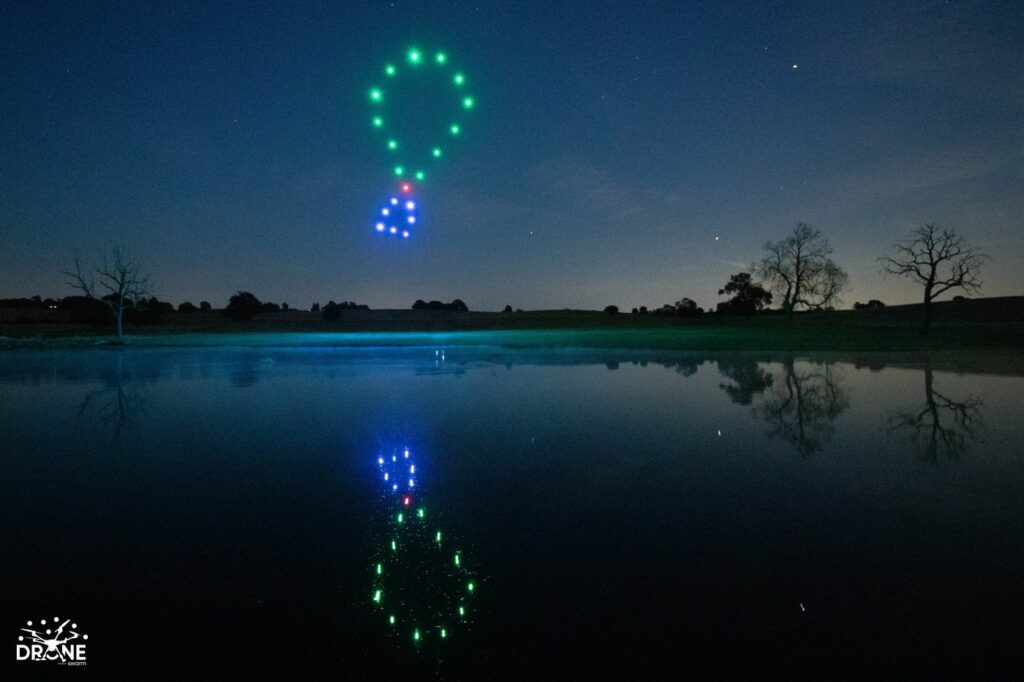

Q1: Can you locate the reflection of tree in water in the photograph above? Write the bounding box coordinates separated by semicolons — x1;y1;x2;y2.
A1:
888;363;983;460
77;352;148;449
758;360;849;456
717;358;773;405
719;357;849;456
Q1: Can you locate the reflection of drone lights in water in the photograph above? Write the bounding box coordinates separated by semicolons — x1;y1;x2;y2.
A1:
371;446;476;644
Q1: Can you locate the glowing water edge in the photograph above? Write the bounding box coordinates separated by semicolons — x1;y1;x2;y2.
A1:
1;347;1023;678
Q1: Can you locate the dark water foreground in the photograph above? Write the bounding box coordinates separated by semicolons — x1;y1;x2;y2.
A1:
1;347;1022;679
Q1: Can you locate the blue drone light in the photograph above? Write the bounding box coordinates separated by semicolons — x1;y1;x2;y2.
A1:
374;191;416;239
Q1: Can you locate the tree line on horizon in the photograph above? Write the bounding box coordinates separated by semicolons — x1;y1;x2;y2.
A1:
0;222;991;337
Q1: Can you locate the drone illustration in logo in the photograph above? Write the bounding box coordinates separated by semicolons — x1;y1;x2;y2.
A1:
19;618;88;662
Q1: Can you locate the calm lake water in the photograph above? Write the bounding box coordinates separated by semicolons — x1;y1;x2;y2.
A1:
2;346;1023;678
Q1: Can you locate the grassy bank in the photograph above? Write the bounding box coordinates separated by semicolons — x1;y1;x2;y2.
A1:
2;296;1022;352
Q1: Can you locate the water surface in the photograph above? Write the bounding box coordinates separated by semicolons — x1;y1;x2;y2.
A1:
2;347;1022;678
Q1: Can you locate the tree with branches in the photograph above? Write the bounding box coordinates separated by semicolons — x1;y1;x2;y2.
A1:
62;246;151;338
879;223;989;334
757;223;848;318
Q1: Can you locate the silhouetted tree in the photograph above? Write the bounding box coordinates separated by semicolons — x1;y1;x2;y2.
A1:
879;223;989;334
178;301;198;312
604;305;619;315
311;302;320;312
412;299;468;311
261;302;281;313
62;246;151;338
503;305;513;313
199;301;211;311
717;272;772;315
853;299;886;310
281;302;289;311
758;223;848;317
674;298;703;316
224;292;262;321
322;301;341;320
887;361;983;459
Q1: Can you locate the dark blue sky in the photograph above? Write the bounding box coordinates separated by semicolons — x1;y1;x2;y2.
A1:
2;1;1021;310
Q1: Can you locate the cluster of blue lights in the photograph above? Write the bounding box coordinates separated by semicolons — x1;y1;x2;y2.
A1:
374;196;418;239
377;447;416;492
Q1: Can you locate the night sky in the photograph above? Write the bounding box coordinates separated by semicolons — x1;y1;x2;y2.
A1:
2;1;1022;311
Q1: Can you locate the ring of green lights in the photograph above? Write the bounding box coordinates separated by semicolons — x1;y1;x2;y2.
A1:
371;505;476;644
368;47;475;182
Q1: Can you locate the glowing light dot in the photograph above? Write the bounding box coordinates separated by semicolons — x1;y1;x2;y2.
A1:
409;478;415;487
401;183;411;192
376;563;382;575
407;216;416;224
387;139;397;150
432;147;442;158
392;483;398;491
463;97;474;109
384;472;389;480
450;124;461;135
402;230;410;238
390;197;398;205
409;464;416;473
436;531;442;543
454;553;460;566
377;457;384;464
459;606;465;617
408;49;421;63
372;117;383;127
385;64;396;76
404;449;410;457
389;615;396;625
392;454;397;461
394;166;404;176
417;507;425;518
440;627;447;638
454;73;465;85
391;539;397;551
381;208;390;216
373;589;381;603
375;223;385;232
370;88;382;101
467;581;475;592
413;628;421;641
406;201;415;210
436;52;446;64
415;171;425;180
403;496;411;506
389;226;397;234
397;512;404;523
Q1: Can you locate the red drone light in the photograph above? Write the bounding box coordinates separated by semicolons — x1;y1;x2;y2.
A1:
401;183;411;193
403;496;411;506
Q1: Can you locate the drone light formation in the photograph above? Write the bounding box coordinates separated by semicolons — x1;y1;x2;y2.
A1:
366;47;476;240
370;445;477;646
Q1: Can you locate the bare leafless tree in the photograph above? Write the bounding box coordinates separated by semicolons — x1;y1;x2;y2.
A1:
879;223;989;334
757;223;849;317
62;246;151;338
